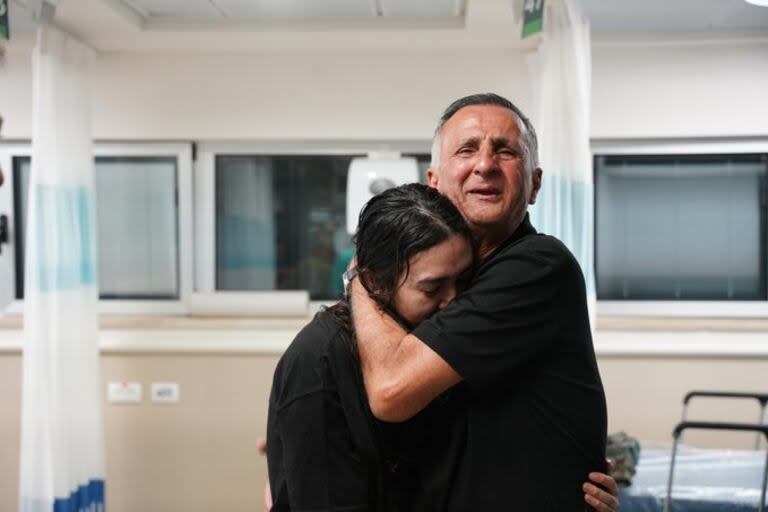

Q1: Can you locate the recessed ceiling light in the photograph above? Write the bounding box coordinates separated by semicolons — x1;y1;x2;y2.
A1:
744;0;768;6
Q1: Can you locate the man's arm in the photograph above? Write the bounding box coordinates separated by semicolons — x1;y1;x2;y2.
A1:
352;242;563;421
349;279;461;422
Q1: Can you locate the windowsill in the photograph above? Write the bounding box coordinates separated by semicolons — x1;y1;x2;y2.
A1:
0;313;313;331
1;314;768;357
3;313;766;331
596;316;768;332
0;314;313;354
597;316;768;358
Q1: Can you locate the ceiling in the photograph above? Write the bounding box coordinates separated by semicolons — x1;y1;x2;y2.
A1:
582;0;768;33
4;0;768;51
119;0;465;24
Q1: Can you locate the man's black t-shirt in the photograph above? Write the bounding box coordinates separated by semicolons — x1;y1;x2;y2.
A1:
412;215;608;510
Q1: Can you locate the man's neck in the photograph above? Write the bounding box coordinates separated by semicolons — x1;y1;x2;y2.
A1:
473;215;525;262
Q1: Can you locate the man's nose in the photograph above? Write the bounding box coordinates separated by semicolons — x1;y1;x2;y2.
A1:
473;147;497;175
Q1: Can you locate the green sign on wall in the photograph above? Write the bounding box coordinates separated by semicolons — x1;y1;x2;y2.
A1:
522;0;544;39
0;0;9;40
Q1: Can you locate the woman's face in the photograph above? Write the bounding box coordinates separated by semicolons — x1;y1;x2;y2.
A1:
392;234;474;327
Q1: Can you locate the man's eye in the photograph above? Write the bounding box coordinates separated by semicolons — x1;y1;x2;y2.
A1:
457;147;474;155
422;287;440;297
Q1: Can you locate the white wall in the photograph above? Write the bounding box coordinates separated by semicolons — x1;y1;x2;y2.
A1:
3;38;767;140
1;45;532;140
592;40;768;139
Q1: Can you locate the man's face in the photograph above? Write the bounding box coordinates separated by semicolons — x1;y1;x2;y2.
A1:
427;105;541;237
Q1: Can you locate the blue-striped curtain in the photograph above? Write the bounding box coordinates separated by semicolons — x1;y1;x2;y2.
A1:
528;0;595;319
19;25;105;512
216;156;277;290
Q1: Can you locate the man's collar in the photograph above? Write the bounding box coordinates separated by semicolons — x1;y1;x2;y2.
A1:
480;213;537;263
512;212;537;241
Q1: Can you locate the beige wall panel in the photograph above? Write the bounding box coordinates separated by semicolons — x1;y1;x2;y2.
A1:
598;356;768;449
2;351;768;511
0;353;281;512
0;355;21;512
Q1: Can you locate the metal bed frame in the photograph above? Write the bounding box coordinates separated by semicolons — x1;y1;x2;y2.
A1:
663;391;768;512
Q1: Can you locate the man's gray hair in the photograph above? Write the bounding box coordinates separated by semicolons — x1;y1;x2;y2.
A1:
429;93;539;174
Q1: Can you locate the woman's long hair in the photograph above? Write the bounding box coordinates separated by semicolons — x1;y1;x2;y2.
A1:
324;183;473;352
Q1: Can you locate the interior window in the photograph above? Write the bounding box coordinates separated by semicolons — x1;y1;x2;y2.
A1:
595;153;768;301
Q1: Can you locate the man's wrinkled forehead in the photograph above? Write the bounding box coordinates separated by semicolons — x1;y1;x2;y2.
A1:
440;104;524;144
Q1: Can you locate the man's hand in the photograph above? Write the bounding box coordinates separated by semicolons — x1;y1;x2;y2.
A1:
583;470;620;512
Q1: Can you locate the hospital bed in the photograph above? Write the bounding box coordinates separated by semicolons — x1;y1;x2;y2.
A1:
619;391;768;512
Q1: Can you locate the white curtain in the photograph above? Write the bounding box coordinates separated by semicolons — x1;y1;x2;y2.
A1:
527;0;595;317
19;25;105;512
217;157;276;290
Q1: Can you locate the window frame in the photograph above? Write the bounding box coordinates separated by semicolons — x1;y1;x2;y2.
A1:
194;140;431;315
0;141;194;315
592;137;768;318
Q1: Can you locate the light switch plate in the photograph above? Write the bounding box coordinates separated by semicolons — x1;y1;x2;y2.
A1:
108;382;142;404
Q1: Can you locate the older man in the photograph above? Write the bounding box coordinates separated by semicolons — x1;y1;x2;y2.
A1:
349;93;615;510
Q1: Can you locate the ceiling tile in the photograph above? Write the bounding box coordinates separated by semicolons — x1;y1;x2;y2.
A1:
123;0;224;20
381;0;461;18
211;0;375;21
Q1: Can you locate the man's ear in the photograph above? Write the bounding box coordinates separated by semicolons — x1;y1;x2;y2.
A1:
426;167;439;189
528;168;543;204
357;269;389;303
357;268;377;295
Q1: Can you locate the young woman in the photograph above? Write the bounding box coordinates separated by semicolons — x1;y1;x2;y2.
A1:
266;183;618;511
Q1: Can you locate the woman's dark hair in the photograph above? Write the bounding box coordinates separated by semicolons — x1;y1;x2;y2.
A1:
325;183;473;338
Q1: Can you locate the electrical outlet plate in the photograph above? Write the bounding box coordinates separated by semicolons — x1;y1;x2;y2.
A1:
151;382;180;404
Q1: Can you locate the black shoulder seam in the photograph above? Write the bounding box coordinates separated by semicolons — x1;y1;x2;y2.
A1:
275;386;329;413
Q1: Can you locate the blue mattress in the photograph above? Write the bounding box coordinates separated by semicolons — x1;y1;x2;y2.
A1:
619;445;767;512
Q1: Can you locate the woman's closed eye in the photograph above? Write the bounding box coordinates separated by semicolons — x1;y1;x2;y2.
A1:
456;270;474;293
